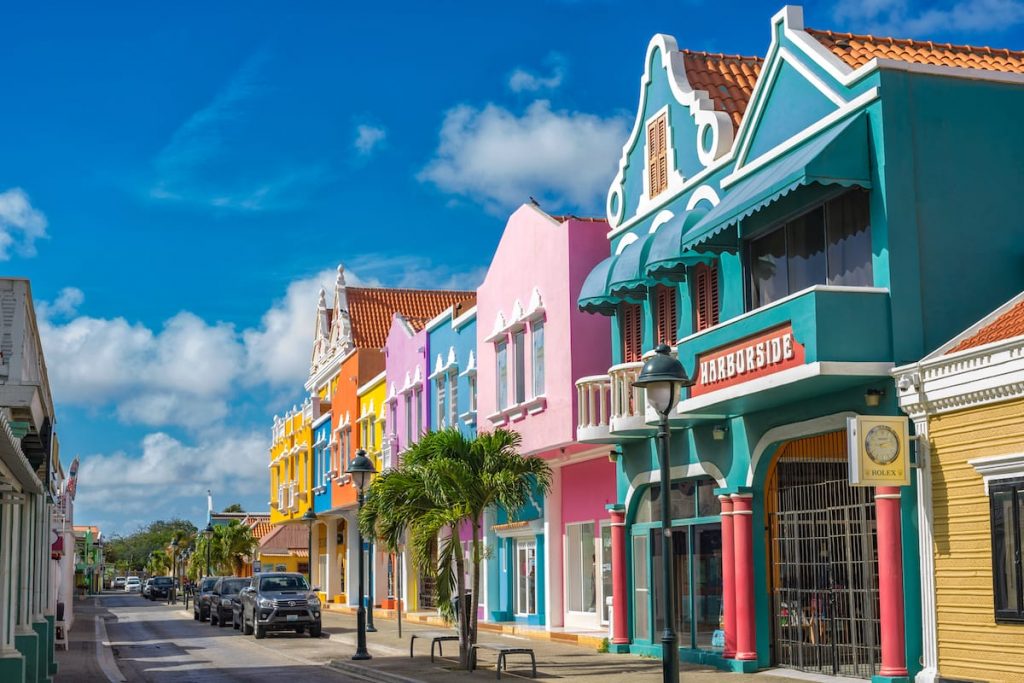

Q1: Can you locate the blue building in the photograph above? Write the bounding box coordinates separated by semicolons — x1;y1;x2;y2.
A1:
426;300;478;436
311;409;333;515
576;6;1024;681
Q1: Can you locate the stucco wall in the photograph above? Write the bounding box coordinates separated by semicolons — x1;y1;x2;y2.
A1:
384;317;429;457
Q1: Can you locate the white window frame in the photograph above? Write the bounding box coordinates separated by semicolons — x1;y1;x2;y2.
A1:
514;538;538;616
512;329;526;405
448;369;458;427
531;321;545;398
564;521;597;614
496;341;508;411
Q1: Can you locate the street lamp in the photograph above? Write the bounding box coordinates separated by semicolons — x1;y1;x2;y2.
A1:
203;522;214;577
346;449;377;661
633;344;693;683
301;507;318;586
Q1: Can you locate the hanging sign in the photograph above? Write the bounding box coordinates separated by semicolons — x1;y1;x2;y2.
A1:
846;415;911;487
691;324;805;397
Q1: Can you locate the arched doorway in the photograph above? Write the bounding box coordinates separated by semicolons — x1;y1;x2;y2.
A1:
765;431;881;678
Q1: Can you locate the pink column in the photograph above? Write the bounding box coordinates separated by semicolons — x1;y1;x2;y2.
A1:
876;486;908;678
731;493;757;661
610;508;629;645
719;495;736;659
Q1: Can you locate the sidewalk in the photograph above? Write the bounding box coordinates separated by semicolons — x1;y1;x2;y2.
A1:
319;609;803;682
54;595;124;682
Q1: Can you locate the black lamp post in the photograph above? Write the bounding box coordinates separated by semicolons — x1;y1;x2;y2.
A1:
203;522;214;577
346;449;377;661
633;344;693;683
301;508;318;586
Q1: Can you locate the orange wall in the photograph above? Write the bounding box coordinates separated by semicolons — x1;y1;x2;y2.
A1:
331;349;383;509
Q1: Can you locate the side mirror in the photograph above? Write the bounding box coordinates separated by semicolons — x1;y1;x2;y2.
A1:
312;586;321;593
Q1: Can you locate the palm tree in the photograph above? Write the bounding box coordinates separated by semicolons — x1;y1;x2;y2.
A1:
360;427;551;669
218;521;257;575
146;550;170;576
166;530;193;593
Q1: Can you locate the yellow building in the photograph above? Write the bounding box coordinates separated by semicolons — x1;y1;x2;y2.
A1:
269;398;316;525
896;292;1024;683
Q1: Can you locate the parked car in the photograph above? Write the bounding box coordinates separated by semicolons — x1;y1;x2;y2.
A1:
192;577;220;621
210;577;249;627
141;578;153;598
148;576;174;600
113;577;126;590
125;577;142;593
238;572;321;639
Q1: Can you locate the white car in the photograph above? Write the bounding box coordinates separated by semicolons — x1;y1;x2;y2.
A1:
125;577;142;592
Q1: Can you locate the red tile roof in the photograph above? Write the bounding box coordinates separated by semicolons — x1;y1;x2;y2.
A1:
348;287;476;349
681;50;763;130
258;524;309;554
807;29;1024;74
247;518;274;541
948;298;1024;353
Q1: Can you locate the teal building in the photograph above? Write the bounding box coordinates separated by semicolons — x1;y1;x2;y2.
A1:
576;7;1024;681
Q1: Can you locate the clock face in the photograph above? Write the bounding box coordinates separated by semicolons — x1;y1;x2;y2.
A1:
864;425;900;465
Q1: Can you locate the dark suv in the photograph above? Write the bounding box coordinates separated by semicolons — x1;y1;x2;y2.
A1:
192;577;220;621
148;576;174;600
209;577;248;627
238;572;321;639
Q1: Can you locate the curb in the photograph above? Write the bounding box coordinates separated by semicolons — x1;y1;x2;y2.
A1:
327;660;426;683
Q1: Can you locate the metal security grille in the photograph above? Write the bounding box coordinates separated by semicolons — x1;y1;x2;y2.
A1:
769;458;881;678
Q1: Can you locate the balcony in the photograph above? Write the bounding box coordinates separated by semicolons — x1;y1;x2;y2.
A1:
576;363;653;444
608;362;651;435
670;286;894;422
576;375;613;443
381;436;397;471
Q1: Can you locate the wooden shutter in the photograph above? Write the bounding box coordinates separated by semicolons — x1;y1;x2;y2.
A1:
620;304;643;363
654;285;678;346
694;263;720;332
647;113;668;198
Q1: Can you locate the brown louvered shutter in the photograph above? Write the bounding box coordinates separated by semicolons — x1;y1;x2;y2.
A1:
694;263;720;332
647;113;668;198
621;304;643;363
654;285;678;346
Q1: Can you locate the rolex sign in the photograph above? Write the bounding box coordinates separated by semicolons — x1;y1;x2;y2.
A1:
847;415;911;487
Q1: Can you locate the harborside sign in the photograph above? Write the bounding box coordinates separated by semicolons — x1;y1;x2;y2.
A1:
691;324;805;397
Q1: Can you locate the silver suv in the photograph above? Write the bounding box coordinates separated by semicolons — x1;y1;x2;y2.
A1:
238;573;321;639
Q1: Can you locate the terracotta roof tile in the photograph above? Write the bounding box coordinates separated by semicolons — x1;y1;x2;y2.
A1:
681;50;763;130
806;28;1024;74
248;519;274;541
948;298;1024;353
258;524;309;554
348;287;476;349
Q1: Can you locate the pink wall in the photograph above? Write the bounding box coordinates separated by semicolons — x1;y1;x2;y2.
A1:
476;205;611;457
383;315;429;456
560;458;616;527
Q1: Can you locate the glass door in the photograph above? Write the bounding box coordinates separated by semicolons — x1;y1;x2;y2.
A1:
632;534;650;642
515;539;537;616
600;524;613;625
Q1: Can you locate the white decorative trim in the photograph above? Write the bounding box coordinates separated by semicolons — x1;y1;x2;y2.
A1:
311;412;332;430
452;305;477;330
910;417;939;683
356;371;386;397
460;350;478;377
968;453;1024;494
493;519;543;539
779;46;846;107
615;232;638;254
648;209;675;234
525;288;545;322
485;311;507;343
745;411;859;487
685;185;719;210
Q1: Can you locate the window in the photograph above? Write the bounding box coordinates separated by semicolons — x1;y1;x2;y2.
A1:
513;329;526;404
647;112;668;198
600;525;613;625
747;189;872;309
515;539;537;615
448;371;458;426
566;522;597;613
436;377;445;428
693;263;719;332
991;479;1024;622
619;303;643;363
654;285;678;345
414;387;423;435
368;417;375;450
404;393;413;446
532;322;545;397
496;341;509;410
468;374;478;413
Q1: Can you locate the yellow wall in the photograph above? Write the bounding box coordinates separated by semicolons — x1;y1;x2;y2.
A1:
269;401;313;525
357;374;387;476
929;397;1024;682
257;552;301;573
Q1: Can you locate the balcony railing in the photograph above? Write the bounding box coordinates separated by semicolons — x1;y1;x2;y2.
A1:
576;375;614;443
381;436;397;471
609;361;651;436
575;361;655;444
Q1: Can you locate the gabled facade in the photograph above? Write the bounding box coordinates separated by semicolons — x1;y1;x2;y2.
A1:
269;399;315;525
577;6;1024;679
383;314;430;471
426;301;478;436
477;204;613;630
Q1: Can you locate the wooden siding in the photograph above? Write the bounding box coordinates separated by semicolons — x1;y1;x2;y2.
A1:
929;398;1024;682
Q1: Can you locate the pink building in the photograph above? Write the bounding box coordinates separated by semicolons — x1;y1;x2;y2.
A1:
477;204;615;631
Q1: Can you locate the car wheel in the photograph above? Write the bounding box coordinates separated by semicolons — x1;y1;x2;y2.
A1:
309;625;322;638
294;626;304;634
254;623;266;640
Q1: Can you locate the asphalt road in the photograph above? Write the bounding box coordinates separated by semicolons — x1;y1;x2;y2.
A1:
100;593;359;682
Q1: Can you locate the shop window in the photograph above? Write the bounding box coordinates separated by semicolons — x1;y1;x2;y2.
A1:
515;539;537;615
600;525;613;625
513;329;527;405
620;303;643;363
566;522;597;613
496;341;509;410
647;112;668;198
747;189;872;309
693;263;719;332
991;478;1024;622
633;479;720;524
654;285;679;345
632;535;650;641
532;321;545;397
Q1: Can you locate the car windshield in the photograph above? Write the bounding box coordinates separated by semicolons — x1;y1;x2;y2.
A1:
127;578;140;583
221;579;248;594
153;578;173;586
200;579;218;592
259;575;309;592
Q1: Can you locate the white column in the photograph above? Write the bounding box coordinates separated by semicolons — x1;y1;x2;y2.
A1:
16;502;29;629
0;500;13;651
913;419;940;683
544;465;564;629
325;517;339;600
34;496;44;619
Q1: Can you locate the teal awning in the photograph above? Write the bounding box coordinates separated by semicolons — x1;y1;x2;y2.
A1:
680;113;872;253
578;255;618;315
607;232;655;299
644;209;716;282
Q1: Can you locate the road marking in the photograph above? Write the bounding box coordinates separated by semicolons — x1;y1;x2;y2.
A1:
94;600;127;683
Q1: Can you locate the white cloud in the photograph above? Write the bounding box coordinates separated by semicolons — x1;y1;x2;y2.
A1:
419;100;628;214
36;286;83;319
0;188;47;260
354;124;387;155
345;254;485;290
508;55;565;92
833;0;1024;36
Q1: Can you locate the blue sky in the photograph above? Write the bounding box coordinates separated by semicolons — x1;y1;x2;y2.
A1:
5;0;1023;534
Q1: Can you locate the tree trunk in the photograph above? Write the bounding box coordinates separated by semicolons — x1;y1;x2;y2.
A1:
470;518;482;648
451;525;470;669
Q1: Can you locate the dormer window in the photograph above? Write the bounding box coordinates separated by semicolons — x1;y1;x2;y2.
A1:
647;112;668;198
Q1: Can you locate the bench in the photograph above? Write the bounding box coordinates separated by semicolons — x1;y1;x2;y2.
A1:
409;631;460;662
470;643;537;679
